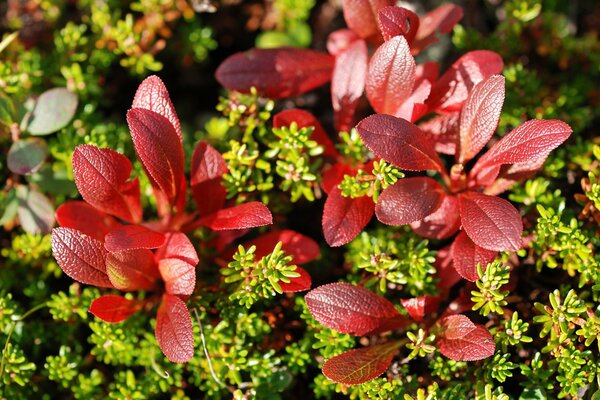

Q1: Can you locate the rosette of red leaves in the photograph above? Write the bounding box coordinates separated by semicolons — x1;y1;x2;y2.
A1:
51;76;273;363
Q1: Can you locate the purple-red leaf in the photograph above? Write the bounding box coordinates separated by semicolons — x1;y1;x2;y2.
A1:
72;145;142;224
51;227;113;288
305;283;407;336
155;232;199;266
470;120;573;187
365;36;415;116
273;109;338;159
280;266;312;293
323;187;374;247
155;294;194;363
127;109;185;208
451;231;497;281
106;249;159;291
400;296;440;322
412;4;463;54
437;314;495;361
215;48;335;99
332;39;368;132
419;112;459;155
55;201;119;242
377;6;419;43
190;141;228;216
104;225;165;253
458;75;505;163
410;194;461;239
458;191;522;252
132;75;182;140
244;230;319;264
323;342;401;385
159;258;196;297
376;177;444;226
342;0;395;40
434;245;462;292
357;114;445;172
201;202;272;230
90;295;141;323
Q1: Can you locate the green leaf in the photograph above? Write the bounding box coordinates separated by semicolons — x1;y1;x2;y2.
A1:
519;387;547;400
256;32;298;48
23;88;78;135
0;91;15;126
7;138;48;175
0;188;18;226
16;185;55;234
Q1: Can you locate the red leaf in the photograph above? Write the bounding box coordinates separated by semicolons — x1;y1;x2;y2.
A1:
132;75;182;140
215;48;335;99
201;202;272;230
376;177;444;225
357;114;445;172
332;39;368;132
280;266;312;293
419;112;459;155
410;193;461;240
190;141;228;216
377;6;419;43
427;51;504;113
458;191;522;252
72;145;142;224
106;249;159;291
342;0;395;40
412;4;463;54
322;187;374;247
321;163;356;194
365;36;416;116
437;314;495;361
305;283;407;336
434;245;462;292
55;201;119;241
155;232;199;266
155;294;194;363
458;75;505;164
159;258;196;297
451;231;497;281
273;109;338;159
327;29;360;56
51;227;112;288
90;295;141;323
322;341;401;385
104;225;165;252
470;120;573;187
127;109;186;208
244;230;319;264
400;296;440;322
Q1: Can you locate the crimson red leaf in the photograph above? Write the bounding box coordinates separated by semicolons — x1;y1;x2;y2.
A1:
280;266;312;293
215;48;335;99
159;258;196;297
273;109;338;159
321;163;356;194
458;75;505;164
127;109;186;208
305;283;407;336
201;202;272;230
327;29;360;56
132;75;182;140
322;342;401;385
470;120;573;187
244;230;319;264
190;141;228;216
412;4;463;54
72;145;142;224
400;296;440;322
90;295;141;323
104;225;165;252
451;231;497;281
458;191;522;252
155;294;194;363
365;36;415;116
376;177;444;225
51;227;112;288
357;114;445;172
323;187;374;247
155;232;199;266
410;194;461;240
55;201;119;241
419;112;459;155
437;314;495;361
434;245;462;292
377;6;419;43
427;51;504;113
106;249;159;291
332;39;368;132
342;0;395;40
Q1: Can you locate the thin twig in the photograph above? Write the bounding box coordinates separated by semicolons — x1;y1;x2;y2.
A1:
193;308;224;386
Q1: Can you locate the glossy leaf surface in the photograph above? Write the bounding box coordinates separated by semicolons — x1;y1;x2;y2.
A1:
190;141;228;216
410;194;461;239
155;294;194;363
90;295;141;323
106;249;159;291
155;232;199;266
279;266;312;293
132;75;182;140
412;4;463;53
104;225;165;252
451;231;497;281
376;177;444;225
400;296;440;322
377;6;419;42
342;0;395;40
323;187;374;247
159;258;196;297
437;314;495;361
55;201;118;242
201;202;272;230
